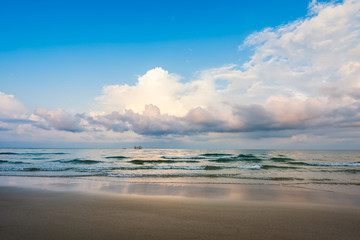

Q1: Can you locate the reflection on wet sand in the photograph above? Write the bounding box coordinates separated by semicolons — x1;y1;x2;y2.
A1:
1;176;359;207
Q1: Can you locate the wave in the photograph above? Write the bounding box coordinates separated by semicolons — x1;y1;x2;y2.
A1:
204;165;222;170
287;161;360;167
200;153;234;157
129;159;199;165
62;164;260;171
268;177;304;181
236;165;262;169
107;173;240;178
24;167;41;172
155;165;261;170
208;158;240;163
1;167;74;172
105;156;128;159
106;173;304;181
128;164;260;171
307;162;360;167
0;152;68;155
0;163;289;172
129;160;175;165
310;178;332;182
203;165;262;170
130;159;176;165
99;164;261;171
237;154;263;162
0;160;31;164
151;165;203;170
287;161;308;166
341;169;360;174
164;153;265;163
270;157;295;162
162;153;235;160
164;154;295;163
27;152;68;155
306;182;360;186
261;165;299;170
208;157;262;163
53;159;103;164
162;156;212;160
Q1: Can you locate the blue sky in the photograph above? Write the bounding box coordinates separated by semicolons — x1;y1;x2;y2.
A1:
1;0;311;110
1;0;360;149
2;0;310;49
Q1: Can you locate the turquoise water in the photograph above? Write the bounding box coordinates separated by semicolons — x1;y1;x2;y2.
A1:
0;149;359;185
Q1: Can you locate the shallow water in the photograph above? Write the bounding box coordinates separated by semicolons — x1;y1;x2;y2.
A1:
0;149;359;186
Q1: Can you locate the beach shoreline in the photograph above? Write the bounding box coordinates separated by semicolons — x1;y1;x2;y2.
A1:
1;176;360;240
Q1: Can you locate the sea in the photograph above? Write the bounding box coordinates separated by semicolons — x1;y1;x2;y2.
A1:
0;148;359;186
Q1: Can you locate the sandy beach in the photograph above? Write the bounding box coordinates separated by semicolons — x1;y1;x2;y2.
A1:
1;177;360;240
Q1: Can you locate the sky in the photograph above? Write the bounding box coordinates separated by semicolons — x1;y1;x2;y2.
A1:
0;0;360;149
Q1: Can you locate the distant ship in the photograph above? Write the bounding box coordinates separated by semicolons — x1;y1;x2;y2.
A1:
134;146;143;149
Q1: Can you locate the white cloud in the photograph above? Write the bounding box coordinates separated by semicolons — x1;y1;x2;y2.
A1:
0;92;28;119
94;67;190;116
0;91;33;136
240;0;360;95
89;0;360;142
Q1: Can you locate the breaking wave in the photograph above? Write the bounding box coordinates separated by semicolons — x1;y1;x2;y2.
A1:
306;162;360;167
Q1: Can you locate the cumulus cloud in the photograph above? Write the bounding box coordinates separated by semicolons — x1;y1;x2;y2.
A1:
94;68;190;116
89;0;360;139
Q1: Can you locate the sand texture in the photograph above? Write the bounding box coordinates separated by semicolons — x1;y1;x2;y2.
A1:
1;186;360;240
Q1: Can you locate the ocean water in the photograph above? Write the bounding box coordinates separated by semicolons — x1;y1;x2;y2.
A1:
0;148;359;185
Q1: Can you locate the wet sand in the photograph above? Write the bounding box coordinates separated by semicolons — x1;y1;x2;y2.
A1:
1;184;360;240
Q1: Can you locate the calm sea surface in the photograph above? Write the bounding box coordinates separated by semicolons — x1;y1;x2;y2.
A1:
0;149;359;186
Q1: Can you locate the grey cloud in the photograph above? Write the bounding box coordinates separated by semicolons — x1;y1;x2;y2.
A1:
327;103;360;127
349;88;360;100
122;109;182;135
0;118;36;124
34;107;85;133
230;104;312;132
89;105;186;136
32;122;52;131
87;112;129;133
184;107;225;131
89;105;228;136
318;87;360;100
0;118;35;132
88;104;309;136
33;99;360;139
232;104;274;131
